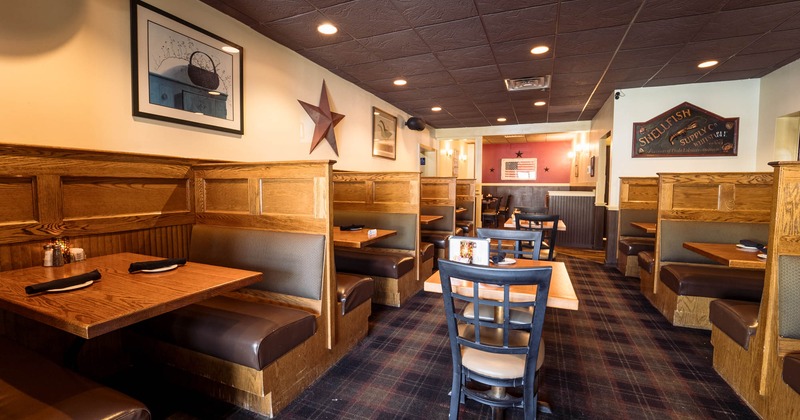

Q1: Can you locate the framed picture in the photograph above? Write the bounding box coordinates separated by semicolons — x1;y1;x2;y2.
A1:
372;107;397;159
131;1;244;134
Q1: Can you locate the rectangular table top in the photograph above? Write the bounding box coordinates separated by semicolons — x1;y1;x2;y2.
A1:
420;215;444;224
630;222;656;234
682;242;766;269
0;252;262;339
504;217;567;231
333;227;397;248
424;259;579;311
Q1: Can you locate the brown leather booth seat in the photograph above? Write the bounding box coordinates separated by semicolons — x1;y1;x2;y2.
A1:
638;250;655;274
618;237;655;256
660;264;764;300
456;221;474;235
0;337;150;420
420;242;434;262
709;299;759;350
784;353;800;394
335;249;414;279
141;296;316;370
421;232;448;249
336;273;374;315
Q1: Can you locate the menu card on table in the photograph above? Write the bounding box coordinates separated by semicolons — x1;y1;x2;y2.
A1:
448;236;490;266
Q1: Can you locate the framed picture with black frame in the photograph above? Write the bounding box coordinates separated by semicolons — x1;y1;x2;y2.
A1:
131;0;244;134
372;107;397;159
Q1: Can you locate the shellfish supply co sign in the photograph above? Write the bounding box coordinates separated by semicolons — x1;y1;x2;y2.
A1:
632;102;738;158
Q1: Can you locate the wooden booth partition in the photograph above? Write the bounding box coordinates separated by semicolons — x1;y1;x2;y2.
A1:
455;179;477;236
652;172;772;329
710;161;800;418
332;171;421;306
616;177;658;291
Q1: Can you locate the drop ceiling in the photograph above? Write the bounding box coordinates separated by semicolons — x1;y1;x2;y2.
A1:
201;0;800;129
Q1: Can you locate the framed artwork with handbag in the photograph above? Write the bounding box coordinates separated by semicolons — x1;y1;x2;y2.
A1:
131;1;244;134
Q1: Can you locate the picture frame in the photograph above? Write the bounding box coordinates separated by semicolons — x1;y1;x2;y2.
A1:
131;1;244;134
372;107;397;159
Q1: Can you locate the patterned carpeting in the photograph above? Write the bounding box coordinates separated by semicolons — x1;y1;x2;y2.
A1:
120;255;758;419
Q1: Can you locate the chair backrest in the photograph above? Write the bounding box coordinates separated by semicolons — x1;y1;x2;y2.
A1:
487;196;503;214
437;259;552;383
515;213;560;260
476;227;543;260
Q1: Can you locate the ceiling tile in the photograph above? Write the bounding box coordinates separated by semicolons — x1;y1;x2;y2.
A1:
602;66;662;84
610;46;684;70
321;0;410;38
216;0;315;23
722;0;800;10
434;45;496;70
645;75;703;87
474;0;557;15
548;112;582;122
306;0;352;7
415;17;489;51
699;69;765;83
715;49;800;73
200;0;261;27
491;37;555;64
259;11;351;50
450;65;503;84
553;52;614;73
621;15;710;50
360;30;429;60
555;26;627;58
339;52;444;81
636;0;726;22
558;0;643;33
740;28;800;55
301;40;381;68
389;0;477;27
654;61;711;79
497;60;554;79
694;2;800;41
670;35;761;63
481;4;558;43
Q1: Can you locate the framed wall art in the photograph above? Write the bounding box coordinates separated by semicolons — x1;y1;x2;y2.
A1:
372;107;397;159
632;102;738;157
131;1;244;134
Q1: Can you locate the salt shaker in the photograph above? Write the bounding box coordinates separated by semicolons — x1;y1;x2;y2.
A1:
43;244;54;267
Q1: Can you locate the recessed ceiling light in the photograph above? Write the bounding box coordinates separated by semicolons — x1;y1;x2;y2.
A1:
317;23;338;35
698;60;718;69
531;45;549;55
497;117;507;122
431;106;442;112
221;46;240;54
393;79;407;86
534;101;546;106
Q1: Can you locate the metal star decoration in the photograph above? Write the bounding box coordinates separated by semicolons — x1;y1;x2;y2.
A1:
298;80;345;156
544;167;550;172
515;150;523;157
490;168;495;172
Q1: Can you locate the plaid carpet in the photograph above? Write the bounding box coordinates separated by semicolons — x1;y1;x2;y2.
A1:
277;255;757;419
118;255;757;419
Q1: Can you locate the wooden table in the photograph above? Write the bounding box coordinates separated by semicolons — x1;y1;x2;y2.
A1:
0;253;262;339
333;227;397;248
682;242;766;269
420;214;444;224
455;207;467;214
504;217;567;231
424;259;579;311
631;222;656;234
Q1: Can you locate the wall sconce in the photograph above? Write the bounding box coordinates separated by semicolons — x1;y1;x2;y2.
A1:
459;153;467;161
443;148;453;157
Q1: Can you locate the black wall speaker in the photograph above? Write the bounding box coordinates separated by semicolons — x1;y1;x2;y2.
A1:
405;117;426;131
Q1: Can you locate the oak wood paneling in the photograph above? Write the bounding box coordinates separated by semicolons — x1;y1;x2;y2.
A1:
0;177;36;223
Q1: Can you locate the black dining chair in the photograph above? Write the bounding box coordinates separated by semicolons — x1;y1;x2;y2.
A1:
476;228;543;261
515;213;560;261
438;259;553;419
481;196;503;228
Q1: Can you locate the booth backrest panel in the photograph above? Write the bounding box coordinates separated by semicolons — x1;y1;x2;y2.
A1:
0;145;203;271
620;177;659;210
456;179;476;222
333;211;417;250
420;205;456;232
659;221;770;262
190;224;325;300
421;177;456;206
658;172;773;223
619;209;658;237
332;172;420;214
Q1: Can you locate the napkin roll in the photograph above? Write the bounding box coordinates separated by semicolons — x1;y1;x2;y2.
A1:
25;269;101;295
128;258;187;273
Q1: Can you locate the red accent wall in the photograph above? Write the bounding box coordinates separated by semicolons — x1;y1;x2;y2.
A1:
482;141;572;183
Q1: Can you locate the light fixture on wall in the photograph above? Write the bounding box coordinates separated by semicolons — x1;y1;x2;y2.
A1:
459;153;467;161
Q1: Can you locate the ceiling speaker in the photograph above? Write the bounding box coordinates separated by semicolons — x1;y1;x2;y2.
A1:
406;117;426;131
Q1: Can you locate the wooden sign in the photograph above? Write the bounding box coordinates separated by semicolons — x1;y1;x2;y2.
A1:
632;102;738;158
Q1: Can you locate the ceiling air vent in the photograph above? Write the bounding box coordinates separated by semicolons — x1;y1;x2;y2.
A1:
504;75;551;92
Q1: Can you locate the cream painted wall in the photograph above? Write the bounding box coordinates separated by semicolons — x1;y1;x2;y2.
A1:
0;0;430;171
758;58;800;166
607;79;761;208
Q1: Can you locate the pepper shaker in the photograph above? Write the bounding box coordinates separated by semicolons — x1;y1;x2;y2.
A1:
52;244;64;267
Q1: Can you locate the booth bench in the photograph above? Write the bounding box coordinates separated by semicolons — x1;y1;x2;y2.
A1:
616;177;658;279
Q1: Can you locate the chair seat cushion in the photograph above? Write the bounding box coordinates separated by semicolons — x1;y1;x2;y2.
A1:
618;237;655;256
420;232;448;249
420;242;435;261
335;249;415;278
638;250;655;273
456;221;474;234
336;273;374;315
709;299;759;350
660;264;764;299
783;353;800;394
140;296;316;370
0;337;150;420
459;324;544;379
